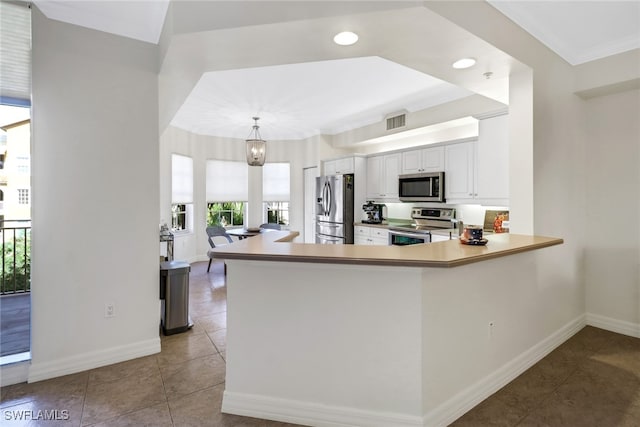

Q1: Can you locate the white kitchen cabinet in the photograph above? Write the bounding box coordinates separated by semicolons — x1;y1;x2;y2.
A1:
323;157;354;175
445;141;475;201
354;225;389;245
475;115;509;204
444;115;509;205
402;146;445;174
366;153;401;201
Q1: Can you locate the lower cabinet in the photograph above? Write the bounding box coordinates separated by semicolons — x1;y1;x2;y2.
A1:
354;225;389;245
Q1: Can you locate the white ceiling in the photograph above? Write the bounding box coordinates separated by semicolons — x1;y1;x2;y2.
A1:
6;1;640;140
488;1;640;66
170;57;473;140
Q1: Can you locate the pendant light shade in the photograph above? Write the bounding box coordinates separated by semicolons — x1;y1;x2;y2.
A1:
246;117;266;166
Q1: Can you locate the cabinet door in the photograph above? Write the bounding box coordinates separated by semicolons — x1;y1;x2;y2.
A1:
335;157;354;174
401;149;422;174
445;142;475;201
421;146;445;172
355;226;371;245
371;228;389;245
476;115;509;202
324;160;337;176
366;156;383;199
381;153;401;199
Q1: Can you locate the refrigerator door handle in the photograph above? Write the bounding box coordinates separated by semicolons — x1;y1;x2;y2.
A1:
326;180;332;217
323;181;330;216
321;182;326;216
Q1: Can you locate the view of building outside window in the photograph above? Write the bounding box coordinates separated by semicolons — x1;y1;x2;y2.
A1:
1;107;32;299
207;202;245;227
171;203;187;231
0;114;31;222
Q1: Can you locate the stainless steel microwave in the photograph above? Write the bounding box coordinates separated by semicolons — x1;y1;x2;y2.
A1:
398;172;445;202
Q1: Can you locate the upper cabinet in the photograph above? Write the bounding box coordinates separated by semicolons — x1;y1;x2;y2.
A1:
475;115;509;204
366;153;401;201
444;115;509;205
323;157;355;175
444;141;475;201
401;146;445;174
322;155;367;216
320;114;508;206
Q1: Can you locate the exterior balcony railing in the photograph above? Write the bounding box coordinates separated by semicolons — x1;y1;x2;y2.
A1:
1;219;31;295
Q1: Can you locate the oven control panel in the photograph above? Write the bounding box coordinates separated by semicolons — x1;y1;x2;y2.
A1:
411;208;455;220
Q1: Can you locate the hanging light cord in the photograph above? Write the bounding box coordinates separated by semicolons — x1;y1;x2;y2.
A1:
247;116;262;140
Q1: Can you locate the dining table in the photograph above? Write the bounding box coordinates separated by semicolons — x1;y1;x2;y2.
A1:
226;227;271;240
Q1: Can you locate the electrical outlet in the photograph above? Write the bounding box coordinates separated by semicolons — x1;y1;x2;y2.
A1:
488;321;495;339
105;303;115;318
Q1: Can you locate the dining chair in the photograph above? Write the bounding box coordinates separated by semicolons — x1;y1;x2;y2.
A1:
206;226;234;273
259;223;281;230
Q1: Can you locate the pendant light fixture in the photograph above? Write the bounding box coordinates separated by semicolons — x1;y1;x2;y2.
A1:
246;116;266;166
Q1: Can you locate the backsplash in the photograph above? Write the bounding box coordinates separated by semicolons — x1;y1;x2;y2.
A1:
384;202;509;227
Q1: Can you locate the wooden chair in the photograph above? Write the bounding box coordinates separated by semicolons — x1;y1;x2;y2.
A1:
206;226;233;273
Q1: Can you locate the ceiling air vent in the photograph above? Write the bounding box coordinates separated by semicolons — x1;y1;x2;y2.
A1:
386;113;406;131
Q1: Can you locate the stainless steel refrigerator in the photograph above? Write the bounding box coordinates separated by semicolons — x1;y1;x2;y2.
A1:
315;174;354;244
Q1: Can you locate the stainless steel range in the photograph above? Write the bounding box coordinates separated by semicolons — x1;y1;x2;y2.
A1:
388;207;455;245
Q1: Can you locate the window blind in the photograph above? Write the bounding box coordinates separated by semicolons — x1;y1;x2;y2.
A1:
263;162;290;202
171;154;193;204
206;160;248;201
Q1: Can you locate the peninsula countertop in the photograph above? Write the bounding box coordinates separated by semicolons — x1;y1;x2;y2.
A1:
211;230;563;268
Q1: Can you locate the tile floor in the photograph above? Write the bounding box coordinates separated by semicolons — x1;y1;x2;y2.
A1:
1;260;639;426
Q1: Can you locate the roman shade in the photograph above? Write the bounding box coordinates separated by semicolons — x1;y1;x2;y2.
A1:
171;154;193;204
262;162;290;202
206;159;248;202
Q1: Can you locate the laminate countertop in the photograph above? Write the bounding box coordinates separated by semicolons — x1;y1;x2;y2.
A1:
210;230;563;268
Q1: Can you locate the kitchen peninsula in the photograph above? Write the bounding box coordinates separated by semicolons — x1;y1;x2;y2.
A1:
212;232;564;426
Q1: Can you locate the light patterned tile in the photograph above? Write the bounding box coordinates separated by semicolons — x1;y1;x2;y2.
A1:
87;402;172;427
1;372;88;410
195;312;227;334
88;356;159;386
168;384;265;427
1;396;84;427
160;354;226;401
208;329;227;354
156;332;217;368
81;371;165;426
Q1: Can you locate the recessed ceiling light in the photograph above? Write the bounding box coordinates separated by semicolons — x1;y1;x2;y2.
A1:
452;58;476;69
333;31;359;46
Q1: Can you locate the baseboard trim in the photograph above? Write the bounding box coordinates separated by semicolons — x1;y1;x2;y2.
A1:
27;337;160;383
586;313;640;338
222;390;424;427
424;314;586;427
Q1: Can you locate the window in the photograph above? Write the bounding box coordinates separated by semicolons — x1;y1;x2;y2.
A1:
17;188;29;204
263;163;290;225
171;204;187;231
206;160;248;227
207;202;245;227
265;201;289;225
171;154;193;232
16;156;29;174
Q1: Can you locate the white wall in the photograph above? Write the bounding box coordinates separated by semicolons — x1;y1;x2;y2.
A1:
585;89;640;332
28;7;160;381
429;1;639;336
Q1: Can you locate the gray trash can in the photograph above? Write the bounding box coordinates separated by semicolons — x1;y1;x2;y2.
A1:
159;261;192;335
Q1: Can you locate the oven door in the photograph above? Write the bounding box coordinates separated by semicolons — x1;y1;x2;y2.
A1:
388;230;431;246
